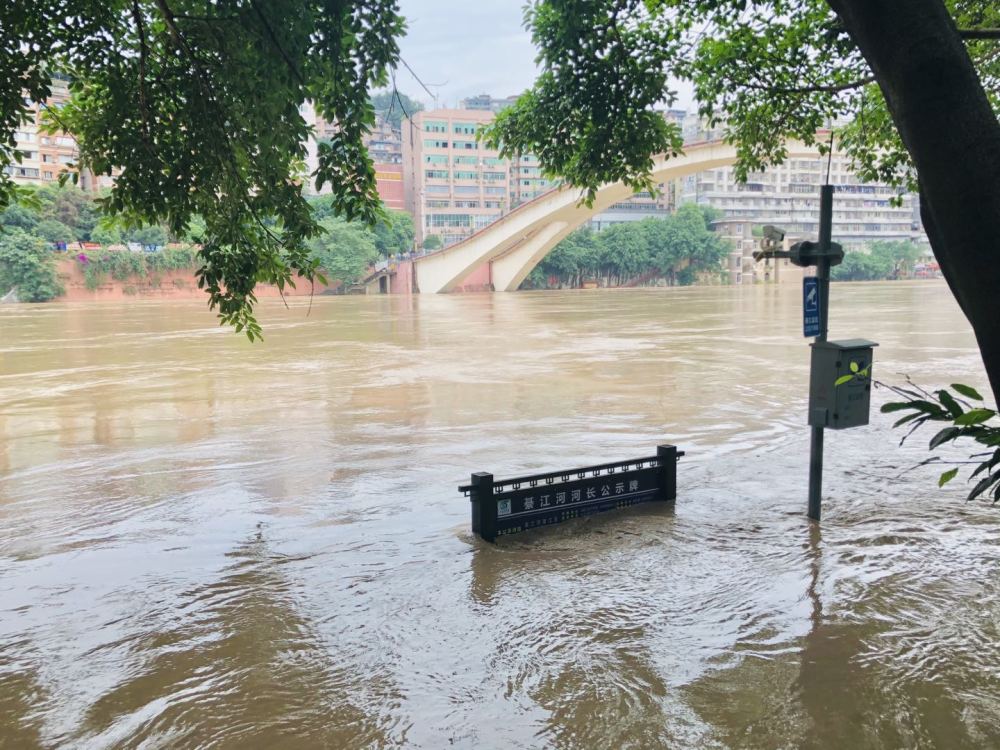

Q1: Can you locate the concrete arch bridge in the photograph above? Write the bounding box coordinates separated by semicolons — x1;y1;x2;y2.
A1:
408;139;818;293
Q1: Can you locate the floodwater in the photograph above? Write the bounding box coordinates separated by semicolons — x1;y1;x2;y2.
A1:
1;282;998;749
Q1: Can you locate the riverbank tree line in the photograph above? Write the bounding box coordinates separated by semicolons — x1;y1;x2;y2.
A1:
0;186;416;300
832;241;925;282
524;204;730;289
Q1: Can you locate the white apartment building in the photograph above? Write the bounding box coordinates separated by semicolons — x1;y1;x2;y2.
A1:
679;115;927;282
680;154;923;250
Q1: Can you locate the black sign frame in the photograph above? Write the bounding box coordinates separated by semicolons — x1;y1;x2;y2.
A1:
459;445;682;542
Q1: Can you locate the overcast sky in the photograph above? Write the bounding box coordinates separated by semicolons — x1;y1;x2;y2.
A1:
393;0;693;111
394;1;539;107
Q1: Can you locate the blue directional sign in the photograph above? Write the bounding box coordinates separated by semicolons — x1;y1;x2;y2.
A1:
803;276;820;337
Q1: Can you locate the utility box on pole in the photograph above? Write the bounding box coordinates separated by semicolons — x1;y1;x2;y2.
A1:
808;339;878;430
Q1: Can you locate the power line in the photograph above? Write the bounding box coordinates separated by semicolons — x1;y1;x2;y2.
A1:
398;56;442;106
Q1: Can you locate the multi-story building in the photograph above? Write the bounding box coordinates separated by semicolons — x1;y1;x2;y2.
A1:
366;114;405;211
509;153;551;207
366;114;403;165
680;154;921;249
675;127;927;282
6;77;90;188
302;106;406;211
678;115;926;277
402;108;555;248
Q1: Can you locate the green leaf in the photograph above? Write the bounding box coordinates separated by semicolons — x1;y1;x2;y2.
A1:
969;450;1000;479
938;390;964;418
881;401;915;413
951;384;983;401
929;426;962;449
893;412;923;428
938;467;958;487
835;374;854;387
849;361;859;373
883;399;946;417
954;409;996;426
969;473;1000;501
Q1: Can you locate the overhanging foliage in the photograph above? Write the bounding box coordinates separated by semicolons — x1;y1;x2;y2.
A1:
0;0;405;339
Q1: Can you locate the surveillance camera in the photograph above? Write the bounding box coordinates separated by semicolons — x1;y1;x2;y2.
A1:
762;225;785;243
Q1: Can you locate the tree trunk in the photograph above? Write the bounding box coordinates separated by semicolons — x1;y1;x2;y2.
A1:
826;0;1000;405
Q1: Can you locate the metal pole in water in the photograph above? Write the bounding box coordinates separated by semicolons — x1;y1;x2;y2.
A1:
808;185;834;522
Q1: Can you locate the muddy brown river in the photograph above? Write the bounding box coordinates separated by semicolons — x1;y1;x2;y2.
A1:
1;282;998;749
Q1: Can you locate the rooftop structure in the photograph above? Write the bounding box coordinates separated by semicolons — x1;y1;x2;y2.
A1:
460;94;519;113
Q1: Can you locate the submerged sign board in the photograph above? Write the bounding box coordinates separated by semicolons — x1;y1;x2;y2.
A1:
460;445;682;542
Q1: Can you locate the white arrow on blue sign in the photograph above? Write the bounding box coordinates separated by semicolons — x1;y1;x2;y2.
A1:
803;276;820;337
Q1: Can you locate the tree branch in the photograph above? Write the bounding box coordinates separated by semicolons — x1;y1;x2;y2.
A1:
737;75;875;94
131;0;152;137
172;12;244;22
248;0;305;86
959;28;1000;40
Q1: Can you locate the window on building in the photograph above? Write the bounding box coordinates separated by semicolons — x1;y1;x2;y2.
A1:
423;121;447;133
453;124;478;135
453;171;479;181
427;213;473;228
452;140;477;150
483;171;506;182
453;185;479;194
424;139;449;149
424;154;448;165
484;186;506;195
424;169;449;180
426;200;450;208
43;171;53;179
425;184;449;194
